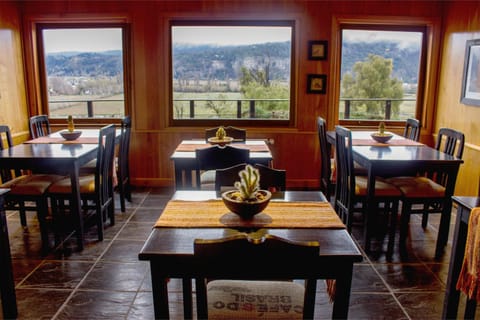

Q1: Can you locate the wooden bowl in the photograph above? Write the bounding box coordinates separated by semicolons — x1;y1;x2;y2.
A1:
370;132;393;143
222;190;271;220
208;136;234;146
60;130;82;141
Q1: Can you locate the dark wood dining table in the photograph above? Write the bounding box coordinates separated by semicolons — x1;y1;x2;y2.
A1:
138;190;363;319
170;139;273;190
0;129;121;251
326;130;464;257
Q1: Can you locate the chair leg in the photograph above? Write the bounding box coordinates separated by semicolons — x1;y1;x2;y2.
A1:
387;201;398;257
421;203;429;229
36;198;51;255
19;202;28;228
119;183;126;212
399;203;412;249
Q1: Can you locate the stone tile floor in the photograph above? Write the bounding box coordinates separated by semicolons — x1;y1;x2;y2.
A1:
2;187;476;319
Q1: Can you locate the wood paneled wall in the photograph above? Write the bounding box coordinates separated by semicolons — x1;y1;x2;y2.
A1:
1;0;478;195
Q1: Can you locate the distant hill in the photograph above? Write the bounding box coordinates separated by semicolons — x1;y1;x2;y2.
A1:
46;41;420;82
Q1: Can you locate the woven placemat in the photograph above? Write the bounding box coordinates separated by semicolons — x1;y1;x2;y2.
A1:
24;137;99;144
352;138;424;146
155;200;345;229
175;143;270;152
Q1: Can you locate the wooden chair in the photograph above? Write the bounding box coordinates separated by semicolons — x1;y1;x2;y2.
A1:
196;145;249;189
403;118;421;141
117;115;132;212
317;117;334;200
29;115;51;138
334;125;402;255
194;233;320;319
215;163;286;193
48;124;116;247
0;125;63;254
205;126;246;143
386;127;465;253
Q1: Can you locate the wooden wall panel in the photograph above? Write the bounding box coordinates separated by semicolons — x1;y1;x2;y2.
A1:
436;1;480;195
11;0;478;193
0;1;30;143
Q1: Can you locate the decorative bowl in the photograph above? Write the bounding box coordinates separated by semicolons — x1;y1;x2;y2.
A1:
222;189;272;220
208;136;234;146
370;132;393;143
60;130;82;141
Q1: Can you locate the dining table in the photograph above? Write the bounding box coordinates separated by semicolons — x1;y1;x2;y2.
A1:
0;128;121;251
170;139;273;190
326;130;464;257
138;190;363;319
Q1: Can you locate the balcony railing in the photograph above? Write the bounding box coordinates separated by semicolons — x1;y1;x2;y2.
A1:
48;97;417;120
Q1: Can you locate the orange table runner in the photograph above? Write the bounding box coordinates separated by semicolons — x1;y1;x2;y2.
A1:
352;138;424;146
24;137;99;144
175;142;270;153
155;200;345;229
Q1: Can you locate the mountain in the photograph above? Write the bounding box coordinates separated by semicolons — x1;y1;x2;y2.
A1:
45;41;420;83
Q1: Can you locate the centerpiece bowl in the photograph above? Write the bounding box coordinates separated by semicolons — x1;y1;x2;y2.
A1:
60;130;82;141
222;189;271;220
208;136;234;146
370;132;393;143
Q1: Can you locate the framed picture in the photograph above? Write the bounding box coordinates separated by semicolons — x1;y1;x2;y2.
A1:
307;74;327;94
461;39;480;106
308;40;328;60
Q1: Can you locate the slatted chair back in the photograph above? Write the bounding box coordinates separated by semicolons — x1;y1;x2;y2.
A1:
205;126;246;142
194;233;320;319
403;118;421;141
96;124;117;223
254;163;286;192
0;126;16;182
317;117;334;199
214;163;248;192
29;115;51;139
436;127;465;159
196;145;249;189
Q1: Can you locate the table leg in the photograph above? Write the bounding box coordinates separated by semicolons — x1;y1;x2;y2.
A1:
70;165;84;250
435;199;453;258
150;262;170;319
364;167;376;252
182;278;193;319
0;194;18;319
442;205;469;319
332;263;354;319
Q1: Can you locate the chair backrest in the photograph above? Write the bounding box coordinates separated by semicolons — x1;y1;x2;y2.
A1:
403;118;421;141
194;233;320;319
334;125;356;217
435;127;465;159
214;163;248;192
215;163;287;193
29;115;51;139
96;124;116;209
0;125;17;183
205;126;246;143
254;163;286;191
317;117;332;199
118;115;131;183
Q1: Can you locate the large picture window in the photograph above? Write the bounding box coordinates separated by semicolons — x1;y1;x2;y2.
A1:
339;26;425;124
170;21;294;126
38;25;127;119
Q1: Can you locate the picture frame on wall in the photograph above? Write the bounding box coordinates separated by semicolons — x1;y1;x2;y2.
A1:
307;74;327;94
460;38;480;106
308;40;328;60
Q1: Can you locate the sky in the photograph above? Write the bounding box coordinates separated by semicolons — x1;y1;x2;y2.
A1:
172;26;292;46
343;30;422;48
43;28;122;53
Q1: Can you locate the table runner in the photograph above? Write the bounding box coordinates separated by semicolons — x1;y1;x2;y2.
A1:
175;143;270;153
352;138;424;146
155;200;345;229
24;137;99;144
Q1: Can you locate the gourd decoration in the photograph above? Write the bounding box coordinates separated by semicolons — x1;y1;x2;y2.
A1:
67;115;75;132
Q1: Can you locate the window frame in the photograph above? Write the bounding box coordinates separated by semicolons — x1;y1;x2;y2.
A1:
35;22;131;126
169;20;296;128
330;16;439;131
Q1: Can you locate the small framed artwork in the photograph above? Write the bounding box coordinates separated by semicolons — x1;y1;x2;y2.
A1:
308;40;328;60
461;38;480;106
307;74;327;94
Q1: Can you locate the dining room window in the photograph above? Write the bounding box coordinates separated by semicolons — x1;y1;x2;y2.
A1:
338;25;426;125
170;21;294;126
37;25;128;120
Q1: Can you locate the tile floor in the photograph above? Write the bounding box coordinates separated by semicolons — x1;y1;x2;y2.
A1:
2;187;475;319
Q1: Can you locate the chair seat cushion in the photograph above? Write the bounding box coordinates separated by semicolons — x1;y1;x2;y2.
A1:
385;176;446;198
207;279;304;319
79;159;97;174
200;170;216;190
48;174;96;194
355;176;402;197
2;174;64;195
